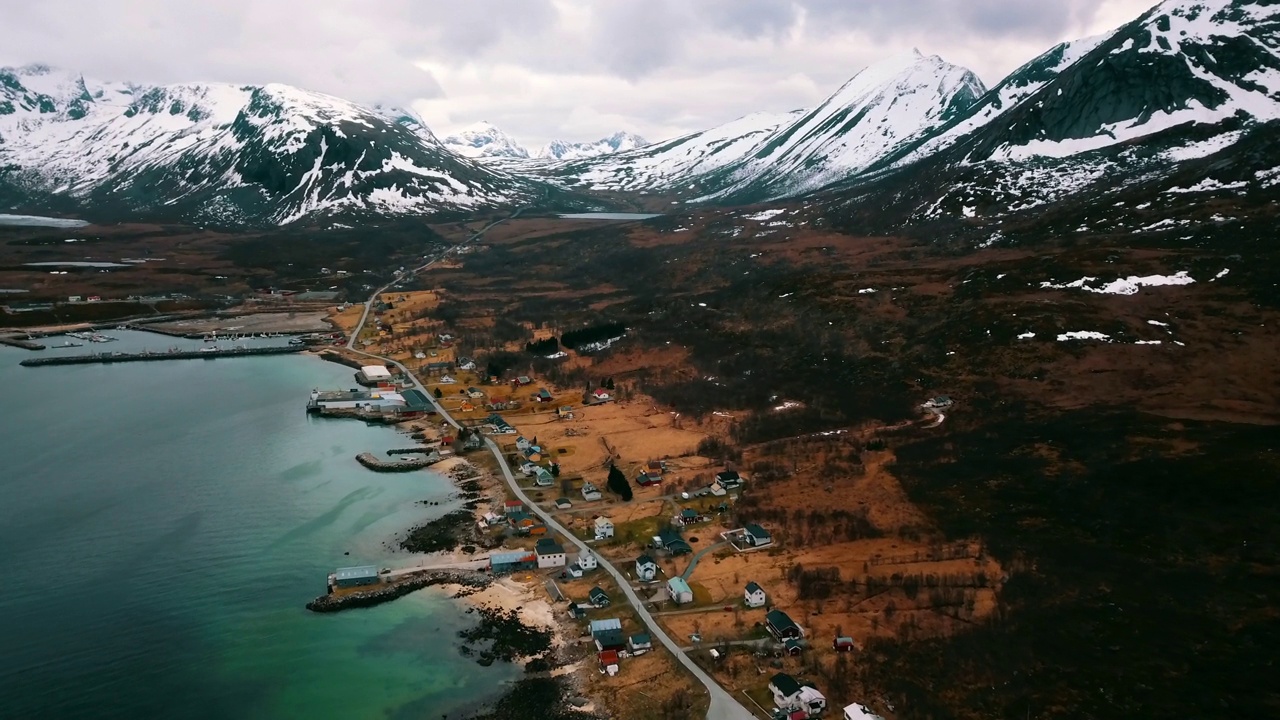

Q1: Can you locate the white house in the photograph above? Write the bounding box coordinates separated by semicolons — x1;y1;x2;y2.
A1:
457;357;477;371
744;581;767;608
635;554;658;582
769;673;804;710
535;539;566;568
743;523;773;547
594;517;615;539
667;577;693;604
438;375;456;384
797;687;828;715
565;565;583;579
577;551;598;571
582;482;602;501
516;436;532;452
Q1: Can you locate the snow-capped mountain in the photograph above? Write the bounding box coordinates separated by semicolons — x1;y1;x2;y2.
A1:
0;66;543;226
836;0;1280;229
440;121;531;159
535;131;649;160
699;50;985;201
549;51;985;202
551;110;805;191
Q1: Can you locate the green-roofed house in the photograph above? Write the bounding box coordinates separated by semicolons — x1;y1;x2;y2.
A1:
666;576;693;604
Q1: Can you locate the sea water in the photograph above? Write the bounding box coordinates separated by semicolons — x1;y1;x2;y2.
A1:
0;335;514;719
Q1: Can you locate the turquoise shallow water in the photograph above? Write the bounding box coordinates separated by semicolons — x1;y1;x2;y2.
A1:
0;332;514;719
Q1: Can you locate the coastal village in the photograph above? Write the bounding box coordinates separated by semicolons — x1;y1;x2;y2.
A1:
2;282;997;720
294;288;1001;720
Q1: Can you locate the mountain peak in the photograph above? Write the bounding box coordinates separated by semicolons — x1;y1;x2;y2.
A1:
535;131;650;160
441;121;530;159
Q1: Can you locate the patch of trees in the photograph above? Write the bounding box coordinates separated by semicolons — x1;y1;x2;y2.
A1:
525;337;559;355
696;436;742;464
483;350;524;379
737;502;881;547
560;322;627;350
606;464;633;501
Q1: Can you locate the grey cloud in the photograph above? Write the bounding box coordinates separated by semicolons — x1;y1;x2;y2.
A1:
0;0;1155;144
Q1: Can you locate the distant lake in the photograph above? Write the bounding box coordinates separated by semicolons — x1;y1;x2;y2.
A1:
26;261;130;268
0;213;90;228
557;212;661;220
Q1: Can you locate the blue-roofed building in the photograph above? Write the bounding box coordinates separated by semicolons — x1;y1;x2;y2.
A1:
667;576;693;604
334;565;380;589
489;550;538;574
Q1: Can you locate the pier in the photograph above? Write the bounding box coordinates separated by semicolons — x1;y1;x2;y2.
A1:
19;345;307;367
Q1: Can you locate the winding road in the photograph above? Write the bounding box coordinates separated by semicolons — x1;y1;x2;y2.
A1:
344;210;756;720
347;209;525;350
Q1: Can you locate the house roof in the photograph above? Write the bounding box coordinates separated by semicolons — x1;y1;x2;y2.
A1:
745;581;764;594
536;538;565;555
716;469;740;482
770;672;802;697
636;554;656;567
766;609;800;633
595;628;625;647
666;540;692;554
589;587;609;600
335;565;378;581
681;508;698;518
744;523;771;538
593;387;609;396
594;516;613;525
504;499;523;507
667;577;692;595
598;650;619;665
589;618;622;634
489;551;536;564
784;638;804;650
629;633;651;645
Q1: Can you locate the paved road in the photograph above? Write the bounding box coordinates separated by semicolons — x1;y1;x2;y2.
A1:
344;223;755;720
347;210;525;350
385;558;489;578
681;541;727;580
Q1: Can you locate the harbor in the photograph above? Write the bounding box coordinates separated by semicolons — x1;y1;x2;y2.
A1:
20;345;307;366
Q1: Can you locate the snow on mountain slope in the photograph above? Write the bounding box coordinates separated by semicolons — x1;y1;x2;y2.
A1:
548;51;984;201
958;0;1280;163
699;50;986;201
890;35;1109;167
0;66;538;225
440;121;531;159
536;131;649;160
549;110;806;191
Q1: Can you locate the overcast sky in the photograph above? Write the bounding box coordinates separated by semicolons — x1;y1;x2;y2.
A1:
2;0;1156;147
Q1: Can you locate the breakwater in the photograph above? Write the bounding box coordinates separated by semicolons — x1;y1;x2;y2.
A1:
356;452;442;472
20;345;306;366
306;569;489;613
0;336;45;350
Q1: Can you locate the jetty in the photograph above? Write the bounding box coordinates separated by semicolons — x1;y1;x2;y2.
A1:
19;345;306;367
356;451;443;472
306;568;489;613
0;335;46;351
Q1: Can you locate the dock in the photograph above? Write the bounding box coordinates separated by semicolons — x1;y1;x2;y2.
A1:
19;345;307;367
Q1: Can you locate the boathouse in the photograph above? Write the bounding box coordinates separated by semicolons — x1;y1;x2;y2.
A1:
334;565;380;589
